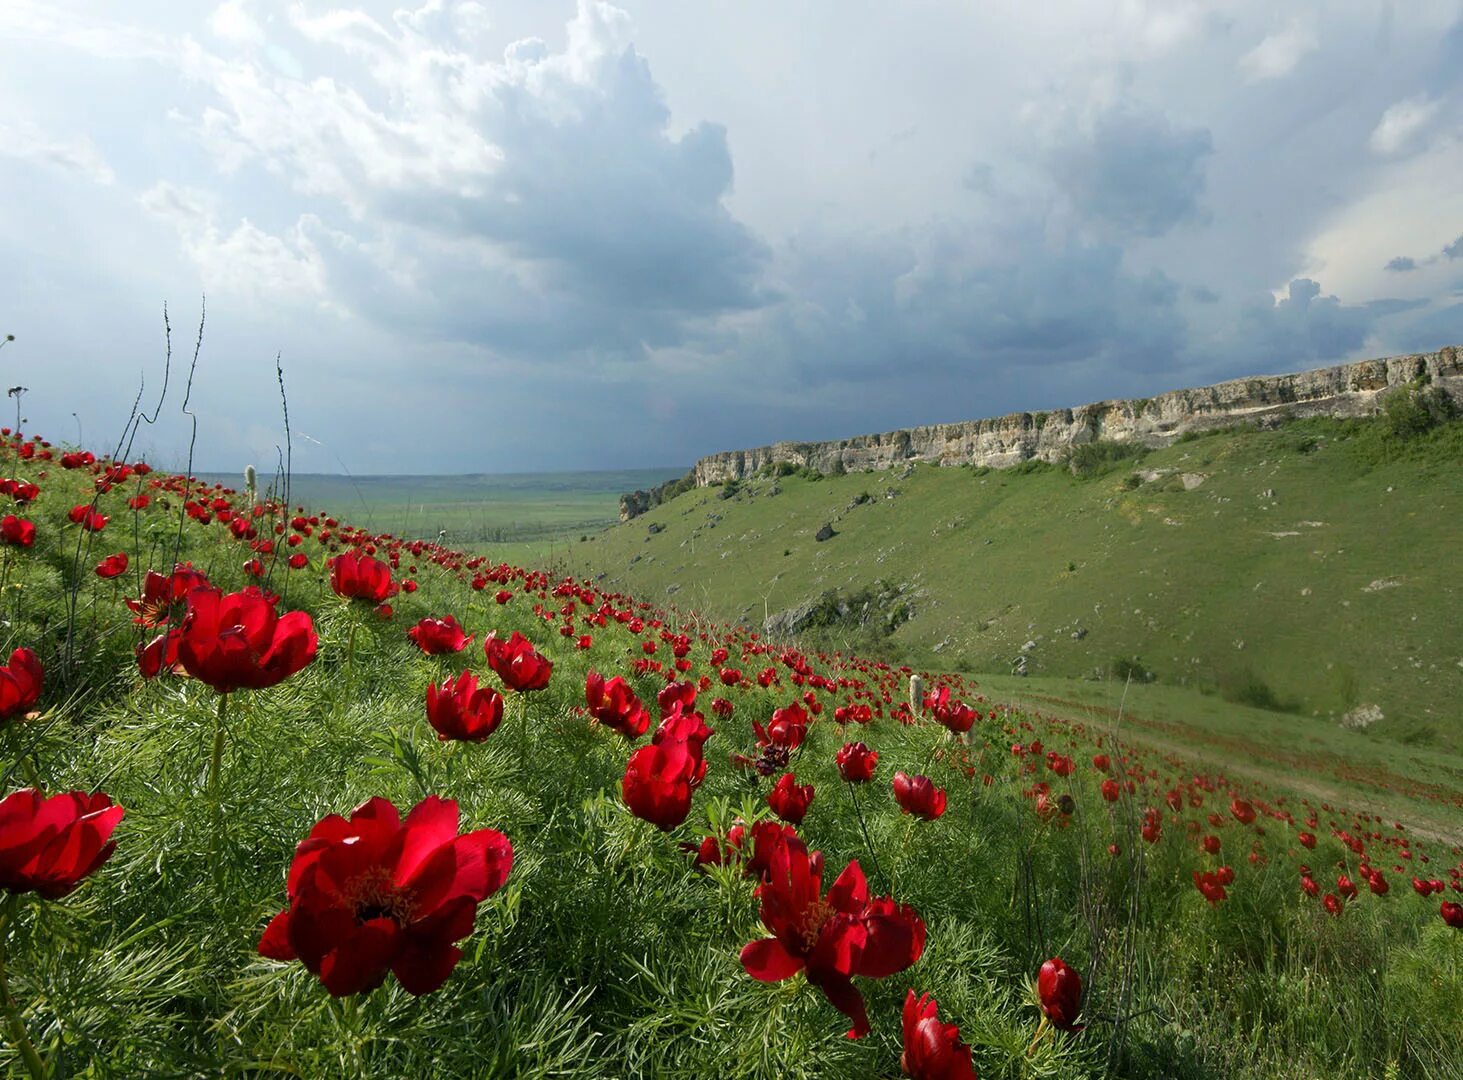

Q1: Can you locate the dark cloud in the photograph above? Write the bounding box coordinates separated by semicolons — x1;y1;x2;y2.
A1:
1210;278;1425;371
1384;255;1417;271
1444;234;1463;259
1047;108;1213;238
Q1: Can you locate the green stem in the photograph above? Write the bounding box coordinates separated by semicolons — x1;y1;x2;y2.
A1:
208;693;229;873
845;780;888;895
0;900;48;1080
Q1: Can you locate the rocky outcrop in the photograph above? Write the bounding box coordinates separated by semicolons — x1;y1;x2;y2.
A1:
619;346;1461;516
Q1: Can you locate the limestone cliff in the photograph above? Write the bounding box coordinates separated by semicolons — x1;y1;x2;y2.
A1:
619;346;1461;519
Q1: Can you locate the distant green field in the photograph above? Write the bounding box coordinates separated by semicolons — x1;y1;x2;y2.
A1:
197;468;685;547
574;414;1463;754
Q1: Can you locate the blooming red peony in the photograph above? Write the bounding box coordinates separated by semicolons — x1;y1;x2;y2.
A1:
328;550;397;604
258;795;512;996
94;552;129;579
0;514;35;548
901;989;977;1079
425;672;504;742
175;586;318;693
585;671;650;739
0;648;43;723
837;741;878;783
766;772;815;825
407;615;474;655
0;788;123;898
740;839;925;1038
483;630;552;692
893;772;946;821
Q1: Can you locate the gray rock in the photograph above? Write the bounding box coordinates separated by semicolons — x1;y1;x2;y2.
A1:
815;523;836;542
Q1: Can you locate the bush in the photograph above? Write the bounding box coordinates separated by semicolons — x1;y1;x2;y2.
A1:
1112;656;1155;683
1222;672;1297;713
1382;383;1457;440
1066;439;1149;479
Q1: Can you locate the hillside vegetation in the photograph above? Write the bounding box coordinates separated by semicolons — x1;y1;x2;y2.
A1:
581;414;1463;753
0;428;1458;1078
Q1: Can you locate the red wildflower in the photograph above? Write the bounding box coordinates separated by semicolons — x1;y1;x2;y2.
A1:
740;841;925;1038
892;773;946;821
258;795;512;996
766;773;815;825
1193;869;1227;906
901;989;977;1080
407;616;474;655
621;738;700;830
483;631;552;693
1441;901;1463;929
1100;779;1121;802
175;586;318;693
0;515;34;547
837;742;878;783
924;686;976;734
1298;831;1317;849
0;648;43;723
584;671;650;739
657;680;697;716
1037;957;1084;1032
754;703;809;751
1229;798;1256;825
1323;892;1343;917
425;672;504;742
329;550;397;604
126;564;211;627
0;788;123;898
68;504;108;532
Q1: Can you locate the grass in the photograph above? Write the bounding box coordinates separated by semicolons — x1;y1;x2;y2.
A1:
0;433;1459;1078
196;468;686;548
579;414;1463;755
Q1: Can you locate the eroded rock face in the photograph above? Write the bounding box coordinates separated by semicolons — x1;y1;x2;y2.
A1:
677;347;1461;488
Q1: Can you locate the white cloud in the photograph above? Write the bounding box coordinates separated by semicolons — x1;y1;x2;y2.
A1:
211;1;265;46
139;182;328;305
0;119;114;184
1369;95;1442;156
1238;20;1318;81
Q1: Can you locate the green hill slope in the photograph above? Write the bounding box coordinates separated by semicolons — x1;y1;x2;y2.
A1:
578;415;1463;751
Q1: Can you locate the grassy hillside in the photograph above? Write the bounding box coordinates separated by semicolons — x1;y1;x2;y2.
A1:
578;415;1463;753
0;431;1459;1077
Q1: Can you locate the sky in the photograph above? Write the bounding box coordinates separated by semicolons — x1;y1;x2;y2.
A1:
2;0;1461;475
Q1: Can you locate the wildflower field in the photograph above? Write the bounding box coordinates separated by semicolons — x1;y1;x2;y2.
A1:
0;430;1459;1079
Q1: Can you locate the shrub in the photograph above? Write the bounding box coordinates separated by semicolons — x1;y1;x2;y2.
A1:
1112;656;1155;683
1382;383;1457;440
1066;439;1149;479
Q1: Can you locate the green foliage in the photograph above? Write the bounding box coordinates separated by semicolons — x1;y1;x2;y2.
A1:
1065;439;1150;479
1111;655;1155;683
1382;382;1457;440
1220;671;1297;713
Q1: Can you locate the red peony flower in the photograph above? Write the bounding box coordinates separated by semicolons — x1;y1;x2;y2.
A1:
0;788;123;898
656;680;697;716
585;671;650;739
407;615;474;655
1441;901;1463;929
0;514;35;547
901;989;977;1080
753;703;808;751
68;504;108;532
893;773;946;821
0;648;43;723
924;686;976;734
483;630;552;693
425;672;504;742
94;552;129;579
837;742;878;783
621;737;700;830
1193;869;1227;905
1037;956;1084;1032
1100;779;1121;802
126;564;211;627
258;795;512;996
175;586;318;693
740;840;925;1038
766;772;815;825
1229;798;1256;825
329;550;397;604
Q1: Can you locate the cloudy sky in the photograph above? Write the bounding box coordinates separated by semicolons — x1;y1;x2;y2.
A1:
3;1;1461;474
